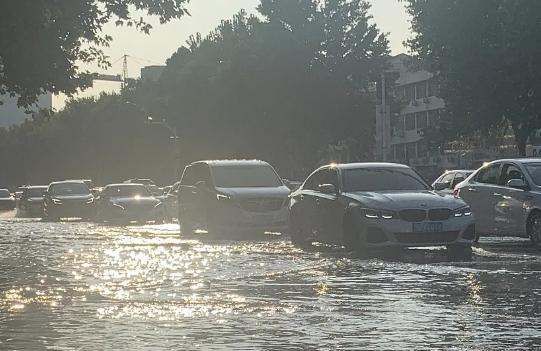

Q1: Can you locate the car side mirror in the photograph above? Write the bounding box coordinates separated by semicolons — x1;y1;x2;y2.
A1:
433;182;450;191
318;183;338;195
507;178;528;190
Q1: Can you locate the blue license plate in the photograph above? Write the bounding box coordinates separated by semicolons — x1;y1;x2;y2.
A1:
413;222;443;233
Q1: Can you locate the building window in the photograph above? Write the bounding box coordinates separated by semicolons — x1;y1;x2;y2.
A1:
405;84;414;102
428;109;441;127
428;78;439;97
415;81;427;99
406;142;417;160
394;144;406;161
405;113;415;130
417;141;428;158
416;111;428;130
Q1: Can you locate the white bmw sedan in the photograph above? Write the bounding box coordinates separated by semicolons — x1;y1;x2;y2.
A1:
289;163;475;257
454;158;541;245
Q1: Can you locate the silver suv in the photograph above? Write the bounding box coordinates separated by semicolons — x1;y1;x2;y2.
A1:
178;160;290;236
455;158;541;245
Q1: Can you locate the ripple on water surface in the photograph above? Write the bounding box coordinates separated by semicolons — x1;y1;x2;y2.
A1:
0;218;540;350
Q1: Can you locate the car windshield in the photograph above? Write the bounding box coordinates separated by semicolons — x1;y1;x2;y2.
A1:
49;183;90;196
525;163;541;186
0;189;10;198
212;165;283;188
25;187;47;197
343;167;429;192
104;185;150;197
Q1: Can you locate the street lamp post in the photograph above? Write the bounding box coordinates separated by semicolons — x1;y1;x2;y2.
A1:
145;116;182;177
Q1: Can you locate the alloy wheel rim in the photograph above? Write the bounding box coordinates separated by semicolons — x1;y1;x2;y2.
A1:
531;216;541;243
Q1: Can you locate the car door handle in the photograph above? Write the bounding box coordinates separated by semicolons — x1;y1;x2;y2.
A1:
467;188;478;192
493;192;503;197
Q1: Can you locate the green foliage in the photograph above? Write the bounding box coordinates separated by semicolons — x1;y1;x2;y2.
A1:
404;0;541;155
0;0;389;186
0;0;189;107
144;1;389;177
0;95;177;186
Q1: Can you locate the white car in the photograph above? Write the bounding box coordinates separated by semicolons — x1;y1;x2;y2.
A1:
289;163;475;257
455;158;541;245
178;160;290;236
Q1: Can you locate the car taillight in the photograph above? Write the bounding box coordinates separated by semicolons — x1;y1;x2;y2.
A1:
453;188;460;197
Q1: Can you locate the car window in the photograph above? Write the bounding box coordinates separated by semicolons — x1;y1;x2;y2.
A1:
525;163;541;186
0;189;10;197
303;169;326;191
475;164;501;185
501;164;525;186
342;167;429;192
440;173;455;185
181;165;197;186
212;164;280;188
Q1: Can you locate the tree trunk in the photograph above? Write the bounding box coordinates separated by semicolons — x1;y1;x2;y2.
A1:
512;122;529;157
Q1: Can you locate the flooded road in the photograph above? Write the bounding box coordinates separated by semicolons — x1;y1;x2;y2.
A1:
0;215;540;350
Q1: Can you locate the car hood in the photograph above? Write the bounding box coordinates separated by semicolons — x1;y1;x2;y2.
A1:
215;186;290;199
342;190;466;210
110;197;159;206
53;194;93;201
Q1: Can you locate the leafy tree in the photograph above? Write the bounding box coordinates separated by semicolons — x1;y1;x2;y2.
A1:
0;0;389;186
0;0;189;107
404;0;541;155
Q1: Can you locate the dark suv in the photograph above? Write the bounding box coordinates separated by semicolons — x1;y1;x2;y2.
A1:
178;160;290;236
43;181;95;221
18;185;48;217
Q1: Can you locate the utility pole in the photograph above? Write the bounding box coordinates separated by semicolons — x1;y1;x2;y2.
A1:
121;54;129;89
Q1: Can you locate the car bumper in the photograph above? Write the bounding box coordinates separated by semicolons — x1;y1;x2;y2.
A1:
361;217;475;248
211;205;289;233
0;200;16;210
46;204;95;218
99;206;160;222
19;202;44;215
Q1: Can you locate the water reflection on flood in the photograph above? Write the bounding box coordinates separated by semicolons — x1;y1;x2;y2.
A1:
0;218;540;350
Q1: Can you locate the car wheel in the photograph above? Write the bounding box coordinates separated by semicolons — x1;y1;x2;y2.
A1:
342;213;366;253
289;211;311;247
446;244;473;260
527;211;541;247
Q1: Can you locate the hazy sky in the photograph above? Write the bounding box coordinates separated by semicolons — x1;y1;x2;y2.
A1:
75;0;410;102
89;0;410;78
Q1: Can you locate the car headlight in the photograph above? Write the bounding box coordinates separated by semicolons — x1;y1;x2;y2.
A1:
453;206;472;217
361;208;396;220
52;198;62;205
216;193;231;201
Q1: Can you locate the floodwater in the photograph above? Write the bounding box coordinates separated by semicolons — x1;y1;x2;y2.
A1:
0;213;540;350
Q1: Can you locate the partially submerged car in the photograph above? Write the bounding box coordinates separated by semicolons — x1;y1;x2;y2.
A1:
289;163;475;257
18;185;48;216
455;158;541;245
43;181;95;221
96;183;161;224
432;170;474;194
0;189;16;210
178;160;290;236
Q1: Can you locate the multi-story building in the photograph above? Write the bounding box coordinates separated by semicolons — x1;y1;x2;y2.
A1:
375;54;447;177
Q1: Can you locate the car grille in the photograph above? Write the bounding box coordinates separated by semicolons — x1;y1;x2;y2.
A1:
428;209;451;221
399;209;451;222
394;231;459;244
399;209;427;222
239;198;285;212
